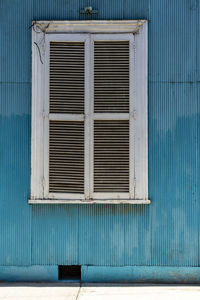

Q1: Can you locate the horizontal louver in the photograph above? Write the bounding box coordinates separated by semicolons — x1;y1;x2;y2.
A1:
94;120;129;192
94;41;129;113
49;42;84;114
49;121;84;193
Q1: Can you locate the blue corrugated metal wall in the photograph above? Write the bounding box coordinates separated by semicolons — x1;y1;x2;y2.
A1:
0;0;199;268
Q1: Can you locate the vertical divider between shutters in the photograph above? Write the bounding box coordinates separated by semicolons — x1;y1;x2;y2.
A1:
89;35;94;200
84;35;91;200
43;36;50;199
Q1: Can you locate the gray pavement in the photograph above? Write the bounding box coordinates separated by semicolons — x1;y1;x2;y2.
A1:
0;283;200;300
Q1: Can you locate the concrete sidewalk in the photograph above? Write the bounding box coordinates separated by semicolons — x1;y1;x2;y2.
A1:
0;283;200;300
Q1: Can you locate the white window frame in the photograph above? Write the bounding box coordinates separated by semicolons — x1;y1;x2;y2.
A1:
30;20;150;204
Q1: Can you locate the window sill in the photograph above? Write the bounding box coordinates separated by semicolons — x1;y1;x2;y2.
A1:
28;199;151;204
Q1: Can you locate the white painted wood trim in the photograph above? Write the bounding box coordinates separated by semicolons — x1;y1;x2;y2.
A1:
91;33;134;41
33;20;147;34
92;193;130;200
49;114;85;121
29;199;151;204
134;21;148;200
48;193;85;200
93;113;129;120
31;27;45;200
45;33;89;42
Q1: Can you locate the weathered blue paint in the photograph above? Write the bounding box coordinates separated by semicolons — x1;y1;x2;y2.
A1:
0;0;200;282
0;266;57;282
1;265;200;283
82;266;200;283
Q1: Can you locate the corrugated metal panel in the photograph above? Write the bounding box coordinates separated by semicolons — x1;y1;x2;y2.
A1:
149;0;197;82
148;0;199;267
33;0;79;20
124;205;151;266
32;205;78;265
0;84;31;265
78;205;125;266
123;0;150;19
0;0;33;265
149;83;198;266
198;83;200;265
79;0;124;20
0;0;200;270
0;0;33;82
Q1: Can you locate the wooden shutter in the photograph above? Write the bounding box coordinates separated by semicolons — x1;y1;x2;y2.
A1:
48;41;85;194
94;120;129;192
94;41;129;113
49;121;84;193
50;42;84;114
93;39;130;195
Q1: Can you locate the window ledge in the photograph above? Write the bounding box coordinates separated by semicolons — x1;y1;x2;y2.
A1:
29;199;151;205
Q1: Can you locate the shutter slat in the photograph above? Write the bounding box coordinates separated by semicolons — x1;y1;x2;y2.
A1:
94;120;129;193
94;40;129;113
50;42;84;114
49;121;84;194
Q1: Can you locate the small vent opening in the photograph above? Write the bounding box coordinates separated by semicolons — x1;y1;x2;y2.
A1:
58;265;81;281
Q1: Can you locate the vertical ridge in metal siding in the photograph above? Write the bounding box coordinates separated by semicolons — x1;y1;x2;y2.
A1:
50;42;84;114
0;0;33;82
79;0;124;20
124;205;151;266
149;83;198;267
32;205;79;265
94;120;129;192
49;121;84;193
94;41;129;113
149;0;197;82
0;84;31;265
78;205;125;266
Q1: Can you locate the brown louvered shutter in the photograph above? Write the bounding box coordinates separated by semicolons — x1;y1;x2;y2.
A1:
50;42;84;114
94;41;129;113
94;120;129;192
93;40;130;194
48;41;85;194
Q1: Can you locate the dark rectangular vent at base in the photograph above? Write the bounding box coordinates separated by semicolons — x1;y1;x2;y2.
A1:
58;265;81;280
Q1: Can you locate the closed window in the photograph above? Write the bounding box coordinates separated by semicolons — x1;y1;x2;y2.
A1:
30;21;149;204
